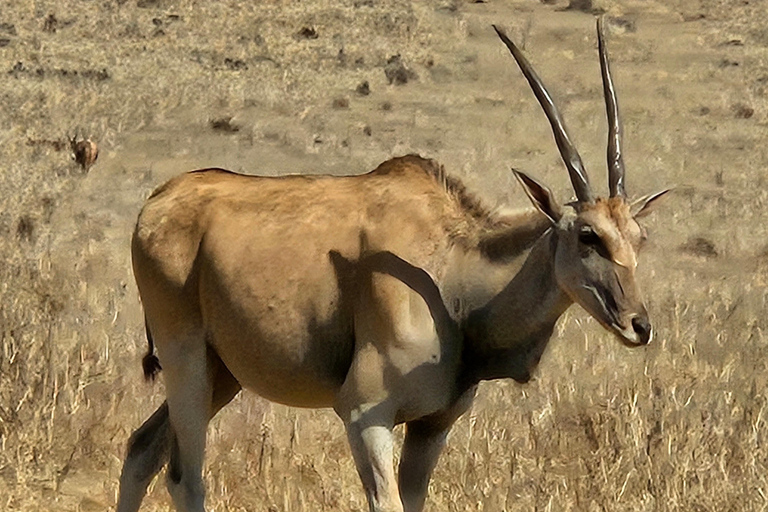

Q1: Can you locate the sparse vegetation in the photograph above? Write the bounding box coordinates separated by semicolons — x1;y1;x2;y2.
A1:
1;0;767;511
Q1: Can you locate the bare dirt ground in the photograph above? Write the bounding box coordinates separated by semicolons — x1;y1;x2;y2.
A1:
1;0;767;510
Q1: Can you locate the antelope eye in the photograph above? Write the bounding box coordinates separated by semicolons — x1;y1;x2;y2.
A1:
578;226;601;246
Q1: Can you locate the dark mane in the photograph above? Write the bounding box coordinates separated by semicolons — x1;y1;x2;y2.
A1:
371;154;497;224
371;154;551;261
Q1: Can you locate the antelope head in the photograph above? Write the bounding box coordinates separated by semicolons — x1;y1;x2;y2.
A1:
494;18;669;347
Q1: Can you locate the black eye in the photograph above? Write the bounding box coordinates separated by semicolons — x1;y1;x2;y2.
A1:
578;226;601;246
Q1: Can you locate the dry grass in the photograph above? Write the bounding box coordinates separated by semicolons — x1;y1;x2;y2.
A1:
2;0;768;510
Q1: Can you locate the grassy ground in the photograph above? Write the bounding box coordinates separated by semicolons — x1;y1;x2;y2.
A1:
2;0;768;510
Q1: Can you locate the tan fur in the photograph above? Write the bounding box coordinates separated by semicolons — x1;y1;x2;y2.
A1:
118;148;665;512
118;155;555;512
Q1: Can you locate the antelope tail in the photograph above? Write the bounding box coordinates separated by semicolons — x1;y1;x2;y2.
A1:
141;317;162;381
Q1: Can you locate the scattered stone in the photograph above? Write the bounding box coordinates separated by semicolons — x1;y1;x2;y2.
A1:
43;13;57;33
9;62;110;81
608;16;637;33
356;81;370;96
137;0;161;7
679;237;717;258
16;215;35;242
682;13;706;22
26;137;68;151
332;97;350;109
384;54;417;85
0;23;16;35
0;39;10;47
152;17;163;26
732;103;754;119
209;117;240;133
297;26;318;40
718;58;739;68
224;58;247;71
363;125;372;136
436;0;458;12
694;106;710;116
381;101;392;111
563;0;604;14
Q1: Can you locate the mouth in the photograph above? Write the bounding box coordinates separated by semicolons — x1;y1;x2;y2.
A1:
580;284;649;347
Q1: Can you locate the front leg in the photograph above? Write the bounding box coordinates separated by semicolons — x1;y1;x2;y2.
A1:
398;420;448;512
344;405;402;512
398;388;476;512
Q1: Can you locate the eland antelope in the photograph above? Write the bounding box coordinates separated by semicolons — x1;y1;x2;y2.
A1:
118;18;668;512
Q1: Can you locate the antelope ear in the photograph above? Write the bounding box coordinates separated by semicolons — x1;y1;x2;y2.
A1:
631;189;671;218
512;169;562;224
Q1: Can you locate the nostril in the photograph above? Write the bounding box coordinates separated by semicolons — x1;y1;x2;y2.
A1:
631;316;652;343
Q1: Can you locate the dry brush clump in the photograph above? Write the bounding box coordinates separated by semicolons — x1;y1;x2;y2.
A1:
1;0;768;511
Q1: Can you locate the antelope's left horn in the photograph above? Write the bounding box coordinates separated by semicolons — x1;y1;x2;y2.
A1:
494;24;594;203
598;17;626;198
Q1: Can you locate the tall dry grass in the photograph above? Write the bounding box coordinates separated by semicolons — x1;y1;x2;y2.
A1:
1;0;767;511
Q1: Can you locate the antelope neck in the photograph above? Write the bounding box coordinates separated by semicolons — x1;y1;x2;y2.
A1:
462;230;573;385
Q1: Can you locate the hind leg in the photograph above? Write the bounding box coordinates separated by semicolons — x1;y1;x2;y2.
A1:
117;402;171;512
117;347;241;512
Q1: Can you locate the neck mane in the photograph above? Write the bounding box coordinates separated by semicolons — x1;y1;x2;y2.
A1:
460;229;573;385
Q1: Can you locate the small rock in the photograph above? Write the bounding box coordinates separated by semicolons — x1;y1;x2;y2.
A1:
209;117;240;133
332;97;349;109
363;125;372;136
563;0;604;14
356;81;370;96
224;58;247;71
436;0;458;12
608;16;637;33
679;237;717;258
17;215;35;242
43;13;57;33
297;26;318;40
732;103;754;119
384;55;417;85
682;13;706;22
